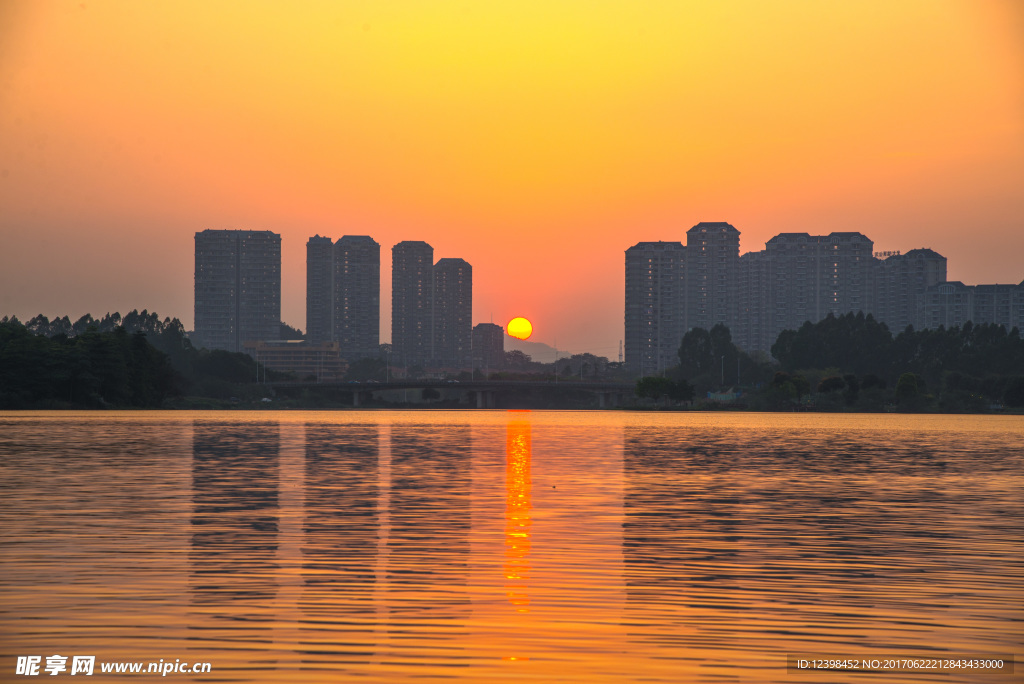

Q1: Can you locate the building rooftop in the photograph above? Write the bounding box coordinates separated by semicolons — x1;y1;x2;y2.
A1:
626;241;684;251
688;222;738;233
902;248;945;259
435;257;471;266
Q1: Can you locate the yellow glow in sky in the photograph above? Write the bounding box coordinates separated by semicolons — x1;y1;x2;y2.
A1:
0;1;1021;353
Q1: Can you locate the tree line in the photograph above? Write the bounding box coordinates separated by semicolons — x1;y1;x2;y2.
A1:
0;311;277;409
636;313;1024;411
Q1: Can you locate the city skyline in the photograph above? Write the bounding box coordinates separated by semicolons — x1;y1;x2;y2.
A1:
1;2;1022;356
627;223;959;375
188;224;1021;374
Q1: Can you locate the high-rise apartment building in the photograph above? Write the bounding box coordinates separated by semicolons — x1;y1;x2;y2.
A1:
624;222;960;376
761;232;873;347
334;236;380;360
194;229;281;352
686;222;740;333
306;236;334;344
305;235;381;360
874;249;947;333
432;258;473;368
923;281;976;330
624;241;686;376
924;281;1024;331
392;241;434;367
819;232;874;319
736;250;769;354
472;323;504;372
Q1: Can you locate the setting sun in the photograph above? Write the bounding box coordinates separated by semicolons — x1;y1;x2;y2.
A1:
507;317;533;341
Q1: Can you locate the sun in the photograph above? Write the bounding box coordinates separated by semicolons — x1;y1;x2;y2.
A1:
507;317;533;341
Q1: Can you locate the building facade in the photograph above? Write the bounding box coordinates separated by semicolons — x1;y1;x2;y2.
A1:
432;258;473;368
306;235;380;360
624;241;686;376
622;222;986;376
873;248;947;333
685;222;739;334
736;250;769;353
305;236;334;344
242;340;347;382
472;323;504;372
194;229;281;352
762;231;874;347
924;281;1024;331
391;241;434;367
334;236;380;361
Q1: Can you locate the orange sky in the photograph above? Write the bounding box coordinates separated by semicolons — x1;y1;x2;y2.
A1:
1;1;1022;355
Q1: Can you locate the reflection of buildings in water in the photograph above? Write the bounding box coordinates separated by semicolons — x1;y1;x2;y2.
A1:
387;426;472;619
300;424;380;658
622;427;741;646
505;419;532;612
190;422;280;610
299;423;380;610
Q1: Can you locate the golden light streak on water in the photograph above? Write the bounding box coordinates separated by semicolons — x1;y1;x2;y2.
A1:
504;416;532;612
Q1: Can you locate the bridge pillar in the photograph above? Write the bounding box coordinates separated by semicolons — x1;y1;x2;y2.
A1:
476;391;485;409
486;391;495;409
598;392;607;408
353;391;361;408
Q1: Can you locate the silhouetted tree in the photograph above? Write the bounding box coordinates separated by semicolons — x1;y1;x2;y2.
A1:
817;376;845;393
279;322;304;340
1004;377;1024;407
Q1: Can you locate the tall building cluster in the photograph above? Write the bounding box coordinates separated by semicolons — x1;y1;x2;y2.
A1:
389;242;473;368
194;229;489;372
306;234;381;360
625;221;1024;376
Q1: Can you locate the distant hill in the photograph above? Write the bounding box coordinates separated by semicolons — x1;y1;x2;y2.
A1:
505;337;567;364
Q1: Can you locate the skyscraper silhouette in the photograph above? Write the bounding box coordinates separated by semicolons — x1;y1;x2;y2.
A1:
433;258;472;368
306;235;380;360
624;241;686;377
194;229;281;352
306;236;334;345
623;223;953;375
335;236;381;360
392;241;434;367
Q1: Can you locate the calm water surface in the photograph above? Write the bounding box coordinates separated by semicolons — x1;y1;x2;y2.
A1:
1;411;1022;682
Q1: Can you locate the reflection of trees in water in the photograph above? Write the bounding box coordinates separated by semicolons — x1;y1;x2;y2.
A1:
190;422;280;611
622;425;1024;655
387;425;472;620
623;428;742;627
300;424;379;656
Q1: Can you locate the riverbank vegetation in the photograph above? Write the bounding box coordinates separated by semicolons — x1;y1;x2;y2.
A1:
4;310;1024;412
637;313;1024;412
0;312;282;409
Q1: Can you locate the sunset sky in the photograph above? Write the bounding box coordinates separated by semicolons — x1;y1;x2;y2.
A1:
1;1;1021;356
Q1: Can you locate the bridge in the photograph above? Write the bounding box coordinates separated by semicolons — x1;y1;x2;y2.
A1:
268;379;636;408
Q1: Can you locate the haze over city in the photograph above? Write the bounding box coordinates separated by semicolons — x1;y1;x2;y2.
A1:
1;1;1022;355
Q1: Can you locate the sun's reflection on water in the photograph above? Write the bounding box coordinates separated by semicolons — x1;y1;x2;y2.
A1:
504;414;532;613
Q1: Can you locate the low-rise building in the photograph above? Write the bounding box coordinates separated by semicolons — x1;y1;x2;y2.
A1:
243;340;347;382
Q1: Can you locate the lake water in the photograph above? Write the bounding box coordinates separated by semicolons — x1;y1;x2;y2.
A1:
1;411;1022;682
